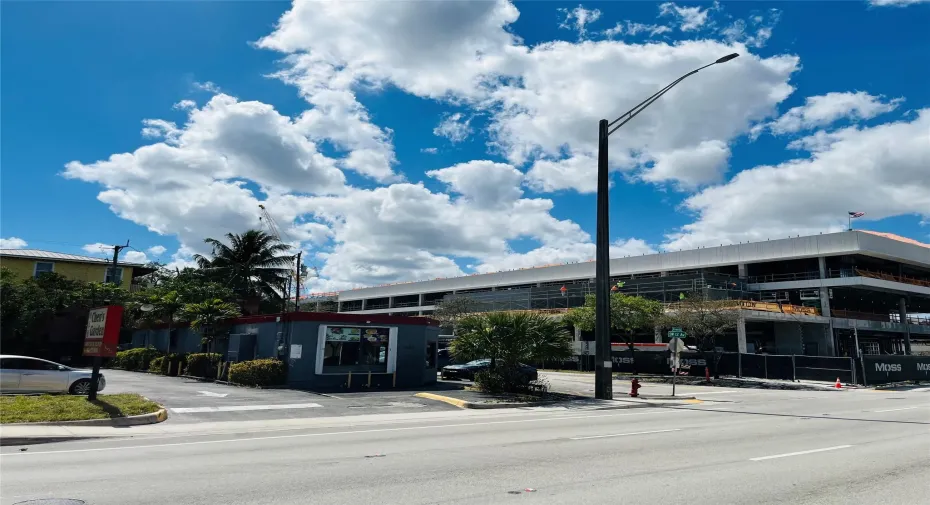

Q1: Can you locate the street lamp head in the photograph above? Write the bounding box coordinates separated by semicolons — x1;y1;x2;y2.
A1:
716;53;739;64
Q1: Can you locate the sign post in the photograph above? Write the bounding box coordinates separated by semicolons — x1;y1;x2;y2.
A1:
667;332;687;397
83;305;124;401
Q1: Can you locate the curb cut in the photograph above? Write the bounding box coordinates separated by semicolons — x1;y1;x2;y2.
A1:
12;408;169;427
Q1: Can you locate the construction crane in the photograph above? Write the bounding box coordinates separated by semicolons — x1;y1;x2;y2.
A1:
258;205;320;308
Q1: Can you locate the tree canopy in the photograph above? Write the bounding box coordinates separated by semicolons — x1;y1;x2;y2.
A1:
193;230;295;304
563;293;664;344
660;292;740;378
432;295;481;334
451;311;572;368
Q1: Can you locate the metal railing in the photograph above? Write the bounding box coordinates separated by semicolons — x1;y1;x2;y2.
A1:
747;271;820;283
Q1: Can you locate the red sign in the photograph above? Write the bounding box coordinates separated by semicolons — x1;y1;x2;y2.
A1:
83;305;124;357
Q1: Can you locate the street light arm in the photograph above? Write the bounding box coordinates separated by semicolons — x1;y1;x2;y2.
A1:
605;58;729;136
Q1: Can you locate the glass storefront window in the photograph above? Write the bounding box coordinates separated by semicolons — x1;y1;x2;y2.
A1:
322;326;390;373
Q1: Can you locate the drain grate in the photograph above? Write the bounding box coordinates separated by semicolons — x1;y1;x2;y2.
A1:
14;500;86;505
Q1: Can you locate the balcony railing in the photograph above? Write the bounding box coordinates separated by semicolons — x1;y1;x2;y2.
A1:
853;268;930;288
747;271;820;283
834;309;930;326
391;300;421;308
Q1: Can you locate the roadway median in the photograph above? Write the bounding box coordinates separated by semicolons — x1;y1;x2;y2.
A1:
0;393;168;446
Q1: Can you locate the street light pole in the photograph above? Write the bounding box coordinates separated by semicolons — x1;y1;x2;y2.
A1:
593;53;739;400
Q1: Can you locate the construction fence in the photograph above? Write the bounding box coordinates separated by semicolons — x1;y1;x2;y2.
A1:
541;351;930;385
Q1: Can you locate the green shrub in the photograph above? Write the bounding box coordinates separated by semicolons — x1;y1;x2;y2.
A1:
474;366;544;394
112;347;160;371
149;356;165;373
228;359;285;387
185;353;223;378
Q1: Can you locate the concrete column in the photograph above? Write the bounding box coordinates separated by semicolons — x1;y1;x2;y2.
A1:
361;299;366;310
388;296;395;309
418;293;424;307
654;326;662;343
574;327;582;342
337;301;343;312
819;287;832;317
818;324;835;356
818;256;827;279
736;316;747;353
738;263;747;280
900;297;913;355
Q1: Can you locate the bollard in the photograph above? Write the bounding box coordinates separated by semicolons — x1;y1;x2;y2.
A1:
347;371;352;389
367;371;372;388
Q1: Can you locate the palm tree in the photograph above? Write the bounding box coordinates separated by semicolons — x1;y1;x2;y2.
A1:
193;230;295;307
451;311;572;391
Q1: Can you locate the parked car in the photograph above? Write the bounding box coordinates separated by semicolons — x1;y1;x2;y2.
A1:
440;359;538;382
0;355;105;395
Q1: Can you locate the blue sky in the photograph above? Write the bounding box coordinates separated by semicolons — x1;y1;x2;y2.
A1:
2;0;928;292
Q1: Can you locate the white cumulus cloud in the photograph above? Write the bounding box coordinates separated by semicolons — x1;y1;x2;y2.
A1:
767;91;903;135
0;237;28;249
664;109;930;250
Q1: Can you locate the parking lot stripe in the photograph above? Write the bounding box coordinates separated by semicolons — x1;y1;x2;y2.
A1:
171;403;323;413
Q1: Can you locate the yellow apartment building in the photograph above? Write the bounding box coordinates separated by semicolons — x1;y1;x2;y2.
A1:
0;249;152;290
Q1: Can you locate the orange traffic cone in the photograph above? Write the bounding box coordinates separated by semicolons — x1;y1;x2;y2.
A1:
835;378;842;389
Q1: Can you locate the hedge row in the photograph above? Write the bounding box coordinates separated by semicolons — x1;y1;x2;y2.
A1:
112;348;160;371
116;351;285;386
228;359;285;387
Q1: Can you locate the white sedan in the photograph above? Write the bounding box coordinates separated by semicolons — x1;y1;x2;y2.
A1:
0;355;105;395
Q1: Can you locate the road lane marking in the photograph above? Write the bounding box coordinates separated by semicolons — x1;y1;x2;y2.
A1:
873;405;928;413
749;445;852;461
570;428;680;440
2;408;695;457
197;391;228;398
171;403;323;413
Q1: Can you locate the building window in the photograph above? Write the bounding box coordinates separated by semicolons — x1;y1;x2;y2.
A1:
104;267;123;284
33;262;54;278
322;326;390;373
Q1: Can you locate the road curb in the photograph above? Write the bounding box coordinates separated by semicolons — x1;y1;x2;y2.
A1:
10;407;169;427
414;392;545;409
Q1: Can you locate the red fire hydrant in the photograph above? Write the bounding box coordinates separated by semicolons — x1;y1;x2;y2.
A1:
629;378;641;398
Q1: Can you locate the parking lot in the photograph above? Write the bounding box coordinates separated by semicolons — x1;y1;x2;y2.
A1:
103;369;460;424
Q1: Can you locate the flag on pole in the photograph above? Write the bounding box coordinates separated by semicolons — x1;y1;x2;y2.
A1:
847;211;865;231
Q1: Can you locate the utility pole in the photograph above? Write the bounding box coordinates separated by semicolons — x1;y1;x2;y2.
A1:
89;241;128;401
294;251;302;312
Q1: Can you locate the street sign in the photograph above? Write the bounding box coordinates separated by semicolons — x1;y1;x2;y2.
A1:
667;327;687;340
83;305;123;357
667;337;686;354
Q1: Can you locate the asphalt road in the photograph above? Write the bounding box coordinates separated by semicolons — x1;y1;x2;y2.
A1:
102;369;459;423
2;386;927;504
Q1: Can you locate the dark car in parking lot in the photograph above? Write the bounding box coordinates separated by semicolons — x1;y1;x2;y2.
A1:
440;359;538;382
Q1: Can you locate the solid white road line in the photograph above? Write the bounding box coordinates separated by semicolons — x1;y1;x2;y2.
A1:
2;408;693;457
749;445;853;462
171;403;323;413
873;405;928;413
570;428;681;440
